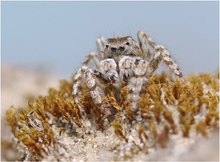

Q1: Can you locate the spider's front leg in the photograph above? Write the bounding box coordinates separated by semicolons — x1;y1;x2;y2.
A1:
86;58;120;120
152;45;183;78
137;31;157;61
82;37;106;68
119;56;149;112
72;66;88;117
137;31;183;80
73;59;119;121
83;52;100;68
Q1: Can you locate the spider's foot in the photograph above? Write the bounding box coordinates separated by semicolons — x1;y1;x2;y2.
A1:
108;73;119;83
104;71;119;84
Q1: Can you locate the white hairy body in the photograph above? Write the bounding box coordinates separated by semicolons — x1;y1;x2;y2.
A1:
72;31;183;119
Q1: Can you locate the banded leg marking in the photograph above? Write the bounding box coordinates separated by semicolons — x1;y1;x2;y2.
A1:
137;31;157;61
155;45;183;78
84;69;112;119
83;52;100;68
138;31;183;79
72;66;88;116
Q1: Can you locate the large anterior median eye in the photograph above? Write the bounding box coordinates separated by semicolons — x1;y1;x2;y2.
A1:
111;47;117;52
130;53;135;56
119;46;125;51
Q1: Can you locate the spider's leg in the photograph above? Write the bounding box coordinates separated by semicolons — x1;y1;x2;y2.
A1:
119;56;149;112
72;66;88;116
156;45;183;78
83;36;110;81
147;45;183;79
83;52;100;68
138;31;183;80
84;59;119;120
137;31;157;61
96;36;106;56
82;36;106;68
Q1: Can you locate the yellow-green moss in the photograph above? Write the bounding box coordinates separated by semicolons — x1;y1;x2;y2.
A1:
5;72;219;160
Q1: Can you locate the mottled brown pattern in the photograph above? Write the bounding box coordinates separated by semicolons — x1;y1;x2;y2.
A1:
107;36;132;45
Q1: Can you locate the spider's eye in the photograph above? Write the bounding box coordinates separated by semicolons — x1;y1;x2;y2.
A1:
119;46;125;51
125;42;130;46
105;45;109;48
111;47;117;52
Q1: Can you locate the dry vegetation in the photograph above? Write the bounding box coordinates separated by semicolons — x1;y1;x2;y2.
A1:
4;72;219;161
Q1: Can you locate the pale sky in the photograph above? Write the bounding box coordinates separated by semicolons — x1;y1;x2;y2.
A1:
2;1;219;77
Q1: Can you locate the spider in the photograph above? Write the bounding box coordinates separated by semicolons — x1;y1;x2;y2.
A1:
72;31;183;120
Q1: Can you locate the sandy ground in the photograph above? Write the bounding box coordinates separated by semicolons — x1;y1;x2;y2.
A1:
1;65;219;161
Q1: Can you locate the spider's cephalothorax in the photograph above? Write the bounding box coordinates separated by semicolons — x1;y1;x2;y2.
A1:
72;31;183;121
104;36;142;61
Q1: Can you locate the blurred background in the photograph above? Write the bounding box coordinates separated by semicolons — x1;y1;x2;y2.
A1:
1;1;219;160
2;1;219;78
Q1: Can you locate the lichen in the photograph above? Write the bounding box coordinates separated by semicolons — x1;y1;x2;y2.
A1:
4;72;219;161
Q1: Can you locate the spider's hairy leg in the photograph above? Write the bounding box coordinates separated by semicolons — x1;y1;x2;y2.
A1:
84;70;114;120
137;31;157;61
119;56;135;84
83;36;106;68
99;58;119;84
72;66;88;116
83;52;100;68
119;56;149;112
96;36;106;55
148;45;183;79
137;31;183;80
82;59;119;120
73;66;98;127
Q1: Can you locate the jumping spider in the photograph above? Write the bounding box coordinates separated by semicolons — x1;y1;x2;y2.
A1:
72;31;183;120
